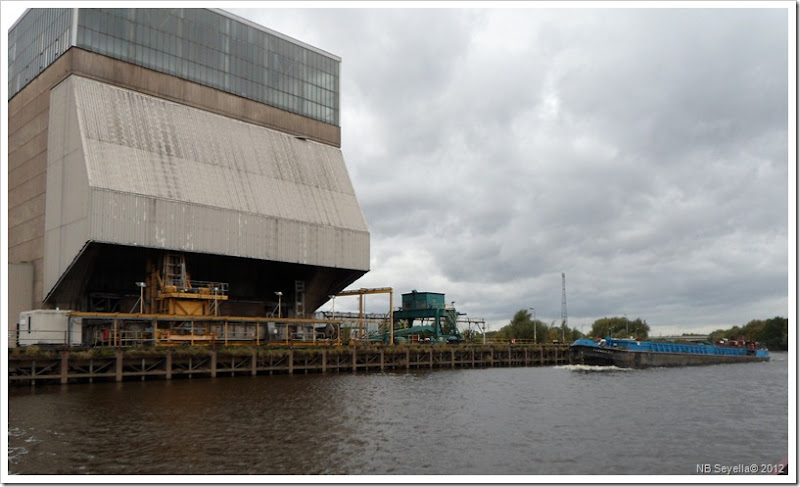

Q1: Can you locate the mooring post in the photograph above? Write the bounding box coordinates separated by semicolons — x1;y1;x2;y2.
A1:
352;347;357;373
288;350;294;375
451;349;455;369
406;349;410;371
380;349;384;372
429;348;434;369
210;351;217;378
115;350;123;382
166;351;172;380
322;349;327;374
251;350;257;376
60;350;69;384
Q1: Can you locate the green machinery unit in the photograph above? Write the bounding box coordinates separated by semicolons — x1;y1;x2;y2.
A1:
373;290;463;343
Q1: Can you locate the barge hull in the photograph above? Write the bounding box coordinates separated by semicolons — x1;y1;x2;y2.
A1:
571;345;769;369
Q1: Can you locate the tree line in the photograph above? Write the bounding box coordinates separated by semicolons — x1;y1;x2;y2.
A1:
487;311;788;351
708;316;788;351
490;309;583;343
490;311;651;343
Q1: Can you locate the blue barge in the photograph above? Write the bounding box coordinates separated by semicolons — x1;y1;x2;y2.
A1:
570;337;769;368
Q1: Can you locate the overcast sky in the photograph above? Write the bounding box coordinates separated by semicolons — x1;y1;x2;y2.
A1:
3;3;794;335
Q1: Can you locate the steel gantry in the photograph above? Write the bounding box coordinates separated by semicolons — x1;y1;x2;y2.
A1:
335;287;394;344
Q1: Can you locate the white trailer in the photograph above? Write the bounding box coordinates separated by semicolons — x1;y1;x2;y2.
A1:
17;310;82;347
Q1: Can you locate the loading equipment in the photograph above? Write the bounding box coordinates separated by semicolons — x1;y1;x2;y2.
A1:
371;290;463;344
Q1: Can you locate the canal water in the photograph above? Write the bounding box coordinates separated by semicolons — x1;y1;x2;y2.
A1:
7;352;789;477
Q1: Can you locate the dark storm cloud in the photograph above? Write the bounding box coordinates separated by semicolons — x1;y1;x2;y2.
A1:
231;5;790;333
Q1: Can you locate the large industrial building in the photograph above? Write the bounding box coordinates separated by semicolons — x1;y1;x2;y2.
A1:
8;8;370;332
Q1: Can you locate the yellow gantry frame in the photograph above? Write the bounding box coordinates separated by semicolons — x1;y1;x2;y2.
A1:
335;287;394;344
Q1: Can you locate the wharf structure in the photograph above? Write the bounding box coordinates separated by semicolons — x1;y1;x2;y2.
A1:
8;8;370;342
8;343;573;386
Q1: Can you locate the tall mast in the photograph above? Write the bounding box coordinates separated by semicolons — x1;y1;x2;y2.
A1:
561;272;567;341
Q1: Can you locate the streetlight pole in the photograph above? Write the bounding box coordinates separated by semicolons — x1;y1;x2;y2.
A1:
275;291;283;318
213;287;219;316
136;282;146;314
275;291;284;344
529;307;536;343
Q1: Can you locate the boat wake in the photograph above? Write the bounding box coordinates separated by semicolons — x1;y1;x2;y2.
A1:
555;364;631;372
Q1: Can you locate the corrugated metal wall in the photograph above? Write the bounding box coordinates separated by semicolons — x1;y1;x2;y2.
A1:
86;190;369;269
43;75;369;299
44;75;91;300
75;76;364;230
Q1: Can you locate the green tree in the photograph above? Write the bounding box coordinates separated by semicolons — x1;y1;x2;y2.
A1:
708;329;727;344
547;321;575;342
497;309;536;341
461;328;481;343
589;316;650;339
761;316;788;349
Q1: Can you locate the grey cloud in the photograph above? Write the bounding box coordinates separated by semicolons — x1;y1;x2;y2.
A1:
229;7;789;331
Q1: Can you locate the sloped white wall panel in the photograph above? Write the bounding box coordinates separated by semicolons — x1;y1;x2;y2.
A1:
43;75;369;299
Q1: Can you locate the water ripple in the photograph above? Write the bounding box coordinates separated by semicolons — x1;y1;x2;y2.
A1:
6;353;789;475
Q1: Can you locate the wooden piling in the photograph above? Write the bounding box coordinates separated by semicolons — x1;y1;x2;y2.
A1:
115;351;123;382
60;351;69;384
9;344;571;386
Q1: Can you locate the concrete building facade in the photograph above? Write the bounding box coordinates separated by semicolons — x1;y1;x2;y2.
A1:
8;8;369;324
